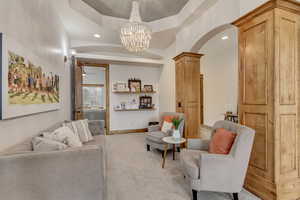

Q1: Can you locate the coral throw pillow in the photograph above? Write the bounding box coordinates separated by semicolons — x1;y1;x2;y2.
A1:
209;128;237;155
163;115;175;123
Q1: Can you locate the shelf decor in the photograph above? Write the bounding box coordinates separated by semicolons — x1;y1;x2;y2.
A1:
128;78;141;92
139;95;152;109
143;85;153;92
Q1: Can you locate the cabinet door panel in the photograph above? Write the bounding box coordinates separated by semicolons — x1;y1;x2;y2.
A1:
239;10;274;182
176;60;185;113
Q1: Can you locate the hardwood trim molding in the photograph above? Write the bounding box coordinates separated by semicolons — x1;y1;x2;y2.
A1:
110;128;148;135
81;84;104;87
173;52;204;61
77;61;109;68
75;59;110;135
232;0;300;27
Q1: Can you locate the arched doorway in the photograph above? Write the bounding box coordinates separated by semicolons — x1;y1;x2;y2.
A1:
191;25;239;127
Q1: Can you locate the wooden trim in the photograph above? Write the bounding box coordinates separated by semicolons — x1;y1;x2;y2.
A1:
232;1;276;27
113;91;156;94
110;128;147;135
77;61;109;68
76;59;110;135
232;0;300;27
105;65;110;135
82;84;104;87
114;108;156;112
173;52;204;61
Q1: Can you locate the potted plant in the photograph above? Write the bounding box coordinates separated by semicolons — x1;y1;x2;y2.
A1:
172;117;183;140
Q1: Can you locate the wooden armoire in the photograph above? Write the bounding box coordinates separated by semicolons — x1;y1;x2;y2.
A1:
173;52;204;139
233;1;300;199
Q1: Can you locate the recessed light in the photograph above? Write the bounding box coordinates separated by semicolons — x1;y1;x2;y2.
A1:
71;50;76;55
222;36;229;40
94;34;101;38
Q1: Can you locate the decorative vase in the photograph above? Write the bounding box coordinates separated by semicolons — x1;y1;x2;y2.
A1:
173;129;181;140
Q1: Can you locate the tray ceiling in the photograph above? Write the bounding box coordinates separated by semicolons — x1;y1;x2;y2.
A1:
82;0;189;22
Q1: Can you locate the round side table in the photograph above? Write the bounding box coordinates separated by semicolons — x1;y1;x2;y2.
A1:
161;136;186;168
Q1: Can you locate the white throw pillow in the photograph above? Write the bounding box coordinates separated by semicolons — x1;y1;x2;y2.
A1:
32;137;68;152
43;126;82;148
161;121;173;133
64;119;93;143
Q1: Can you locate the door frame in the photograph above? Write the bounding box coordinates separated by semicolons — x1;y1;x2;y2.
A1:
76;60;110;135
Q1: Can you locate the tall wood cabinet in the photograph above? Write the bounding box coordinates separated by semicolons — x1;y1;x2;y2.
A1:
173;52;203;139
233;1;300;199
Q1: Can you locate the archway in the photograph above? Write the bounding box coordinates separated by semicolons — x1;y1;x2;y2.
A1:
190;25;239;127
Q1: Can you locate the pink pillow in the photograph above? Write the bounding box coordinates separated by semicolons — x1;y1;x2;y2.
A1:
209;128;237;154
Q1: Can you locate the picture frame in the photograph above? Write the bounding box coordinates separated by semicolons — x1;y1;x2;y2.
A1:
139;95;152;109
113;81;128;92
143;85;153;92
128;79;141;92
0;33;60;120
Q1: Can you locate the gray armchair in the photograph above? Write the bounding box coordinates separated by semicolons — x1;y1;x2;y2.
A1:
180;120;255;200
145;112;185;154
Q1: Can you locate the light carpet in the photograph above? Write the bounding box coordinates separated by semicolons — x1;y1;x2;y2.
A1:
105;133;260;200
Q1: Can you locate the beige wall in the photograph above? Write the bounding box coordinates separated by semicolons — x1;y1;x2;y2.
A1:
0;0;70;151
199;27;238;126
110;64;161;130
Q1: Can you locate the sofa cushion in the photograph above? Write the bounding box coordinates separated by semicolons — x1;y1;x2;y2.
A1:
145;131;167;143
64;120;93;143
209;128;236;154
43;126;82;148
84;135;106;148
180;149;207;179
32;137;68;152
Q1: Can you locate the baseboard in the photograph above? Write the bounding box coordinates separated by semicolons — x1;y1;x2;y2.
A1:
110;128;147;135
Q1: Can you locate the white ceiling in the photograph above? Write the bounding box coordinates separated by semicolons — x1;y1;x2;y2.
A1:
53;0;218;61
82;0;189;22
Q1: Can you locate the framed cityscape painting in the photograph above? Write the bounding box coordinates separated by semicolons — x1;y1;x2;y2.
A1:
0;33;60;120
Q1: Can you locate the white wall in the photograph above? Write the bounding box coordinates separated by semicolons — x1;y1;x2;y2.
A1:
109;65;161;131
0;1;70;151
159;42;176;114
200;27;238;126
239;0;268;16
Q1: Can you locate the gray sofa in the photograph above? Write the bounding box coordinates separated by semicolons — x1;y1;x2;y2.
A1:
180;120;255;200
0;121;106;200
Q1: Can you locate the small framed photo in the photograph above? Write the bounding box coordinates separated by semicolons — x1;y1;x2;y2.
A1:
128;79;141;92
143;85;153;92
113;82;128;92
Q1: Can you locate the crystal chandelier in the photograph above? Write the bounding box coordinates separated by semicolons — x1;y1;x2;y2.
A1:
120;1;152;52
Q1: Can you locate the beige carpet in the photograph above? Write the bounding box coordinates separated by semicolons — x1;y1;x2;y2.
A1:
105;133;260;200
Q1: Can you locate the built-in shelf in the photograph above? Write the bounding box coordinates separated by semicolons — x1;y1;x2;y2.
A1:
114;108;156;112
112;91;156;94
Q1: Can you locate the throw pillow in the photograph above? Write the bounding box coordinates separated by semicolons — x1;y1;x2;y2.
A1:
209;128;237;155
43;126;82;148
161;121;173;133
64;119;93;143
163;115;175;123
32;137;68;152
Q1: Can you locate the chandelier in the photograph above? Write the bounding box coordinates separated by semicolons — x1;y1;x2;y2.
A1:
120;1;152;52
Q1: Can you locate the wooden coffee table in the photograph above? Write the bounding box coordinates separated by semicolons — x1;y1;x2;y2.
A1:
161;136;186;168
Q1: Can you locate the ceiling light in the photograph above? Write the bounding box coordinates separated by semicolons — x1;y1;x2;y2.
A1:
120;1;152;52
94;34;101;38
222;36;229;40
71;50;76;55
